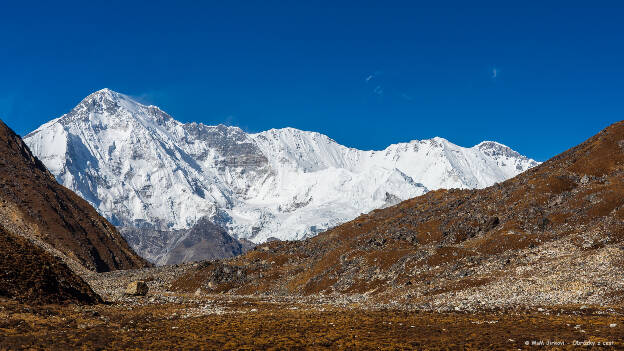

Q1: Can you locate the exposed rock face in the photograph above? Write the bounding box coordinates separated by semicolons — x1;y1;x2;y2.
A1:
164;218;250;265
120;218;255;265
125;281;148;296
173;121;624;309
0;119;148;272
119;226;188;264
24;89;538;264
0;226;101;304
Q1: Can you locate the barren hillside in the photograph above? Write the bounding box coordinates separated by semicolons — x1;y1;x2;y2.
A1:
0;119;148;272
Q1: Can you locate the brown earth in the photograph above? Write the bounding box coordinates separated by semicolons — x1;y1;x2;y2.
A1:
0;119;148;273
173;121;624;310
0;226;101;305
1;297;622;350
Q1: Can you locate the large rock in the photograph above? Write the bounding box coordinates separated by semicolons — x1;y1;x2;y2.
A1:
125;281;148;296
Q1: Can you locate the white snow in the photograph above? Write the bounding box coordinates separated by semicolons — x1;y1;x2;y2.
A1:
24;88;539;260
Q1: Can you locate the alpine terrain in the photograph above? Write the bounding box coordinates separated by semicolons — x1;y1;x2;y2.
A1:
0;119;148;273
174;120;624;310
24;89;538;264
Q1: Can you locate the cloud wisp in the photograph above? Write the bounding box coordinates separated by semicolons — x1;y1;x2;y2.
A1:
491;67;498;79
400;93;414;101
364;71;415;101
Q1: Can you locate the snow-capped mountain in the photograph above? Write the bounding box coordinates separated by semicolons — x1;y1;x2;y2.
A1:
24;89;539;263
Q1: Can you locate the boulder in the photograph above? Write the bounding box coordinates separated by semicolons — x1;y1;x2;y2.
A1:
125;281;148;296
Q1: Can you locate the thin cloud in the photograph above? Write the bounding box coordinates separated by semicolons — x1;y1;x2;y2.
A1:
131;89;169;106
223;115;240;127
365;71;383;83
373;85;384;95
491;68;498;79
400;93;414;101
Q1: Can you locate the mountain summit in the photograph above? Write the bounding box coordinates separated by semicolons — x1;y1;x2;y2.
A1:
24;89;538;264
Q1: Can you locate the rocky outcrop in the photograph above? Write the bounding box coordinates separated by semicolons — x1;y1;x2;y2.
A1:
164;217;251;265
119;226;188;264
120;219;256;265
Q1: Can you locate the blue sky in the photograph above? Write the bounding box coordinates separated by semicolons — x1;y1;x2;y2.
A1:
1;1;623;161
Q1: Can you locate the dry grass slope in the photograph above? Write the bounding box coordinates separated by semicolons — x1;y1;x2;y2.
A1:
1;297;622;350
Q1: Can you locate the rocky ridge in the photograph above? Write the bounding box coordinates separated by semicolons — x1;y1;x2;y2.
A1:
172;121;624;310
0;119;148;273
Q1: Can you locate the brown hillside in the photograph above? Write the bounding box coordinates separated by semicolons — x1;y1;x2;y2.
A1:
0;226;101;304
174;121;624;309
0;119;148;272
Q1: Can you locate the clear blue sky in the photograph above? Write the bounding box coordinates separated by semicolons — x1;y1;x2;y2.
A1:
1;1;623;161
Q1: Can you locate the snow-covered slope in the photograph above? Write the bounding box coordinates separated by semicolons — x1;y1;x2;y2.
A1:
25;89;539;263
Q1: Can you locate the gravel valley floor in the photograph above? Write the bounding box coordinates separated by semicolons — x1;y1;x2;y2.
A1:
1;267;623;350
1;297;623;350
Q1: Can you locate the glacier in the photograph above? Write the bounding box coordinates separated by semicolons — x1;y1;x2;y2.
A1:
24;88;539;263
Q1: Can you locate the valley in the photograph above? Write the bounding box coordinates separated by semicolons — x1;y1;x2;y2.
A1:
3;3;623;349
2;99;624;350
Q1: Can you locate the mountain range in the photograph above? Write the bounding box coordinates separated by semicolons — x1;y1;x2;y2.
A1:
174;120;624;310
24;89;538;264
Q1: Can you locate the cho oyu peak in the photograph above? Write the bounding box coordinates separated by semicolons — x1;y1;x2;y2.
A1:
24;89;539;264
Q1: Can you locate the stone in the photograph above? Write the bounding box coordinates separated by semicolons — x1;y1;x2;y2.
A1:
125;281;148;296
